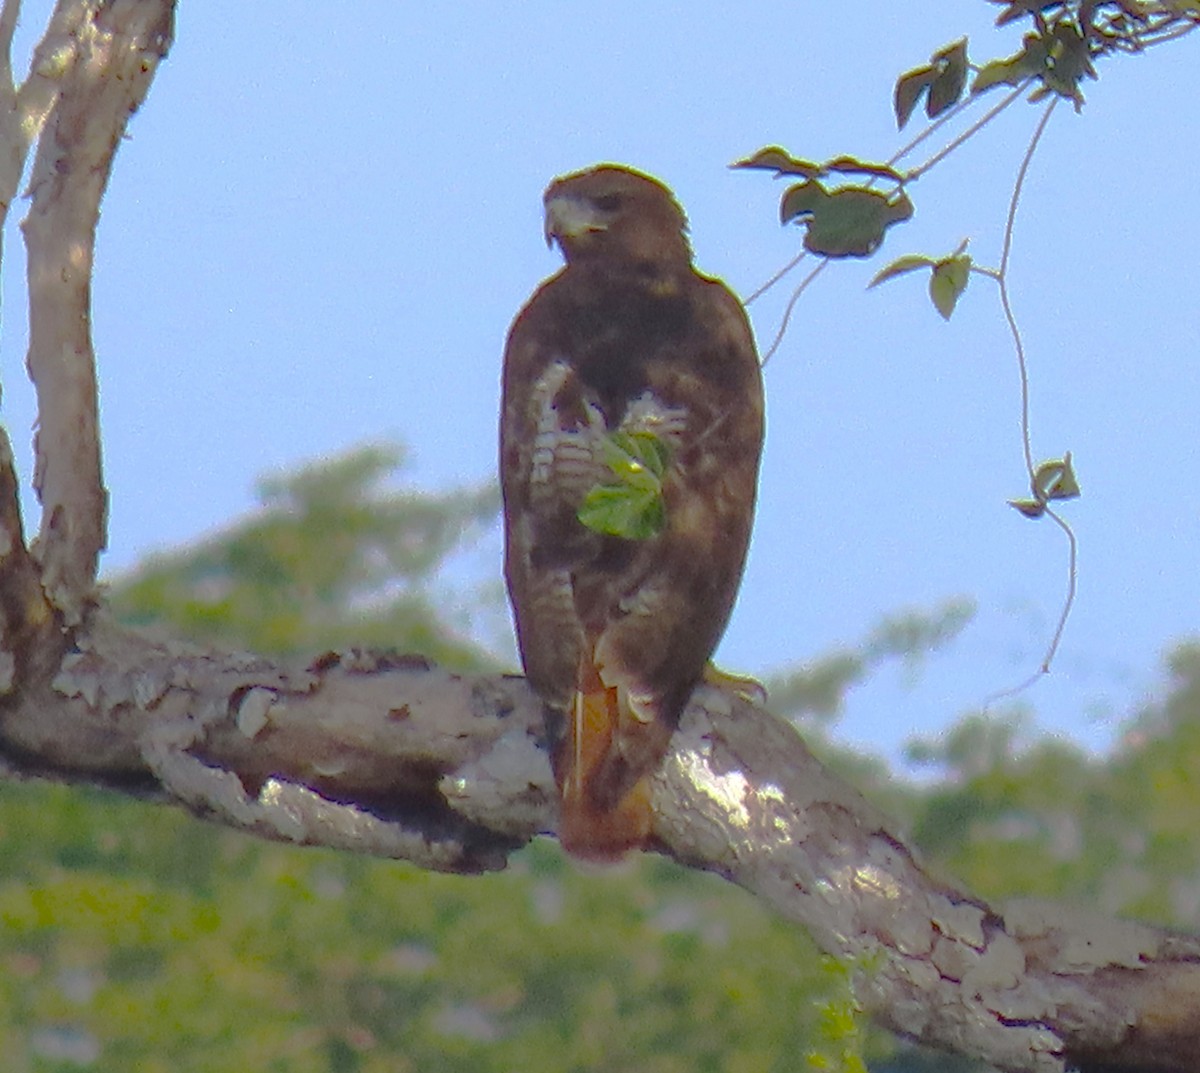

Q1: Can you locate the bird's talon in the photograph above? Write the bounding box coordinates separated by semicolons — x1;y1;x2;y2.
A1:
703;663;767;705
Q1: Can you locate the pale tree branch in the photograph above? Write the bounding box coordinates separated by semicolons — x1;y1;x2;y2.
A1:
21;0;173;624
0;610;1196;1073
0;2;93;307
0;0;18;102
653;701;1200;1073
0;4;1194;1073
0;0;26;196
0;425;55;694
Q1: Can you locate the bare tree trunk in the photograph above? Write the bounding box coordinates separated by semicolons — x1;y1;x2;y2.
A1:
0;4;1196;1072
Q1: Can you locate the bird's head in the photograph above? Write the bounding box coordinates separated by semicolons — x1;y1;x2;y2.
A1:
543;164;691;268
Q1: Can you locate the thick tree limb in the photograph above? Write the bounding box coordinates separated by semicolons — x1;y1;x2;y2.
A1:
0;4;1196;1072
0;606;1195;1073
21;0;174;623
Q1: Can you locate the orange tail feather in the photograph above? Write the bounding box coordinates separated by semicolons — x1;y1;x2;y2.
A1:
556;680;652;862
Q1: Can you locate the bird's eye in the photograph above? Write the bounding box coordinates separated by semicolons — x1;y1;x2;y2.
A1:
593;194;623;212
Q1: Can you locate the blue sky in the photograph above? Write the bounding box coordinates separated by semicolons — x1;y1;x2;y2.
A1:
3;2;1197;766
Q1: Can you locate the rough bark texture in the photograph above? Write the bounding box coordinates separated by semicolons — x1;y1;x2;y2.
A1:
22;0;173;624
1;604;1200;1073
0;2;1198;1072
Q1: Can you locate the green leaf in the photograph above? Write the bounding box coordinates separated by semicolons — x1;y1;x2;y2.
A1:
781;181;914;258
1008;454;1080;521
779;179;826;225
974;21;1095;109
928;254;971;319
1008;498;1046;519
1033;453;1081;502
972;53;1032;94
1042;22;1095;109
730;146;822;177
577;484;665;541
991;1;1059;27
992;3;1030;28
894;64;936;129
926;39;969;118
604;430;670;486
577;430;671;540
823;155;906;183
974;31;1049;94
733;149;905;184
869;254;935;289
895;38;968;127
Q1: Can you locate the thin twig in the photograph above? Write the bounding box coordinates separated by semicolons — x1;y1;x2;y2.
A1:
745;248;808;306
907;81;1032;182
980;500;1079;708
759;259;830;366
988;95;1081;693
886;87;978;170
999;97;1058;482
1040;504;1078;672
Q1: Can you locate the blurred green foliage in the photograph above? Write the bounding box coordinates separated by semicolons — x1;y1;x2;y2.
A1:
108;444;499;665
2;444;1198;1072
0;784;833;1073
907;644;1200;926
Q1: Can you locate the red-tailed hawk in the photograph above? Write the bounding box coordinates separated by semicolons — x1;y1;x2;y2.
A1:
501;164;764;860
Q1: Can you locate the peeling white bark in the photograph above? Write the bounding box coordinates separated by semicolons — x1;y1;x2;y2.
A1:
0;607;1198;1071
0;3;1196;1072
20;0;173;623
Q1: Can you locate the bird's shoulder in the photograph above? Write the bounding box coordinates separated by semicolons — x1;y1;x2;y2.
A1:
506;262;751;358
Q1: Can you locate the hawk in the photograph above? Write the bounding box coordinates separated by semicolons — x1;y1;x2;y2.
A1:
500;164;764;860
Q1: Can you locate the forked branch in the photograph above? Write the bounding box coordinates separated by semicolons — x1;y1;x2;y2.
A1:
0;5;1194;1073
19;0;173;624
0;611;1195;1073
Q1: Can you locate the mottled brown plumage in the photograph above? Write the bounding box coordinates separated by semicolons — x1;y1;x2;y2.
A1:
501;164;764;859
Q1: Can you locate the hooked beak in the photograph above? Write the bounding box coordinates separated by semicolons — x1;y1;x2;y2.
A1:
543;194;608;249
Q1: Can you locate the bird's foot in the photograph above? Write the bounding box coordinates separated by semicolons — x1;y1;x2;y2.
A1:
703;663;767;706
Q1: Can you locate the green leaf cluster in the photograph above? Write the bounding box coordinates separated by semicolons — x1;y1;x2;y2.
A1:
870;250;972;320
0;787;847;1072
893;5;1110;124
894;39;969;127
577;430;671;541
1008;453;1081;519
733;150;913;260
906;643;1200;926
895;2;1197;125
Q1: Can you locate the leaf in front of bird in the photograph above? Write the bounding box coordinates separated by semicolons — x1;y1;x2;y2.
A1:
605;430;670;486
577;430;670;540
578;484;666;540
